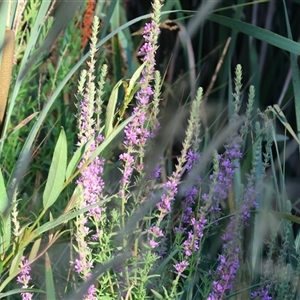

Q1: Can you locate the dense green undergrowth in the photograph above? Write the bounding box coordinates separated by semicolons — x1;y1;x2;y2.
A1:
1;0;300;299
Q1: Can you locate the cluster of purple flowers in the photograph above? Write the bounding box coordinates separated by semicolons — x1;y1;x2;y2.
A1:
17;257;33;300
207;134;260;298
120;21;160;193
251;285;272;300
74;34;106;299
77;137;105;220
211;136;242;211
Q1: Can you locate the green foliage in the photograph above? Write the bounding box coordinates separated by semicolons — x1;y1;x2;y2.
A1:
0;168;8;214
105;79;123;138
44;252;55;300
43;128;67;209
2;0;300;299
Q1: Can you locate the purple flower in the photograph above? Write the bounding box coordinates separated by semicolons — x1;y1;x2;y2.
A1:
148;226;164;248
148;226;164;237
156;178;179;222
174;261;189;274
191;216;207;238
120;17;160;191
147;163;161;180
149;239;159;248
74;254;93;274
251;285;272;300
74;147;104;277
186;150;200;171
205;136;244;298
77;137;105;221
183;231;199;257
17;257;33;300
84;284;97;300
208;177;259;298
119;153;135;185
181;186;198;223
205;135;243;224
206;293;218;300
208;251;240;298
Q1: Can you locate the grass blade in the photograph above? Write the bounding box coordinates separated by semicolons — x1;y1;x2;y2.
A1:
0;288;45;299
207;13;300;55
45;252;56;300
282;0;300;155
0;168;10;257
0;168;8;214
270;105;300;145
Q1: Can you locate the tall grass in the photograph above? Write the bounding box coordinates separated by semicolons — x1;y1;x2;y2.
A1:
1;0;300;299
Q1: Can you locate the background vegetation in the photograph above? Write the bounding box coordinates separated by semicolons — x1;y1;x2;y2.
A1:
1;0;300;299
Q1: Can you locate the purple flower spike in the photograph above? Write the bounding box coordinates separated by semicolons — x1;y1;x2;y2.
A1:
17;257;34;300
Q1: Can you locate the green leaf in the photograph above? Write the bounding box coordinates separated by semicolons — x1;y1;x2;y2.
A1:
9;250;22;277
271;211;300;224
105;80;123;138
89;116;134;166
43;128;67;209
35;197;110;237
45;252;56;300
207;13;300;55
0;169;8;214
0;214;10;257
282;0;300;155
28;238;41;262
0;288;45;299
65;137;93;181
120;61;147;118
268;105;300;145
151;289;164;299
0;169;10;255
127;61;146;94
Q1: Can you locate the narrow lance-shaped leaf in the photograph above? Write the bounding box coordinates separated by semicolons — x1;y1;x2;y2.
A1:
65;137;94;181
0;288;45;299
268;105;300;145
119;61;146;119
0;169;10;256
105;80;123;138
0;169;8;214
207;13;300;56
9;250;22;277
0;213;10;258
282;0;300;155
45;252;56;300
35;197;109;237
43;128;67;209
28;238;42;263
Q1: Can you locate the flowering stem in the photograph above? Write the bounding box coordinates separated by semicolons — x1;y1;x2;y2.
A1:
169;273;181;299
